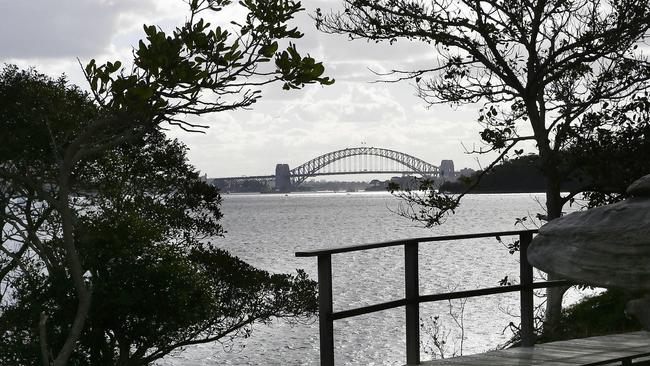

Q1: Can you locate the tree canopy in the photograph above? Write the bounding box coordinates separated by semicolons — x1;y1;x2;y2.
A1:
1;128;317;366
317;0;650;335
1;1;332;365
0;67;317;365
317;0;650;222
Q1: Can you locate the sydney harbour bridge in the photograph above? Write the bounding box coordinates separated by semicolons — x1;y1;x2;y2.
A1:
211;147;454;192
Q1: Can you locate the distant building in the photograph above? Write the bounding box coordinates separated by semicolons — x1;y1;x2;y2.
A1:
459;168;476;177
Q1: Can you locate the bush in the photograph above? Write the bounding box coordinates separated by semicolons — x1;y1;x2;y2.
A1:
539;289;642;343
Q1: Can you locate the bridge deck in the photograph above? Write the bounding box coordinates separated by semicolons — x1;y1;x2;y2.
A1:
418;332;650;365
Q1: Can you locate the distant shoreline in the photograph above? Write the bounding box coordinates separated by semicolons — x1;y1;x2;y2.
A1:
440;189;547;194
221;190;548;196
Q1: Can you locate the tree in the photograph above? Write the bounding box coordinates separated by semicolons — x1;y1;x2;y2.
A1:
1;130;317;366
1;0;332;364
316;0;650;335
564;94;650;207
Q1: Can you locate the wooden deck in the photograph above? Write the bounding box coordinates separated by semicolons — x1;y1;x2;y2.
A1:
419;332;650;365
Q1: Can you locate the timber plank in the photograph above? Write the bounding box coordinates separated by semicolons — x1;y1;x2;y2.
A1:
418;331;650;366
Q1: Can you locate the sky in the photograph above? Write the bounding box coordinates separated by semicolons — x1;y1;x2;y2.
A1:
0;0;498;179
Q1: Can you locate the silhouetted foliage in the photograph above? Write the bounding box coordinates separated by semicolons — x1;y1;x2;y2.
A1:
1;1;331;364
438;154;588;193
317;0;650;224
3;206;315;365
317;0;650;334
440;155;547;193
565;95;650;207
1;120;318;365
540;289;643;343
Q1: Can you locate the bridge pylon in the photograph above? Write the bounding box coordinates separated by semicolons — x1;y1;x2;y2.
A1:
275;164;291;192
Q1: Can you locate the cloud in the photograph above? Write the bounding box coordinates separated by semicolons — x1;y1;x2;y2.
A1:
167;79;487;177
0;0;157;59
1;0;489;178
285;82;407;124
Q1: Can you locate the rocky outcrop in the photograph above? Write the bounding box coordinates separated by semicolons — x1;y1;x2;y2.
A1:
527;174;650;328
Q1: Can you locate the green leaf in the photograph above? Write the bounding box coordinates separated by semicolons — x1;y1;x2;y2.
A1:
85;59;96;75
259;41;279;58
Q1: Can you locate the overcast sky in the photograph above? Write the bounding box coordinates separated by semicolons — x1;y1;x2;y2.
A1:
0;0;498;178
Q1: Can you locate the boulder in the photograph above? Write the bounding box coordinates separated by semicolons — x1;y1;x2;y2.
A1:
527;174;650;328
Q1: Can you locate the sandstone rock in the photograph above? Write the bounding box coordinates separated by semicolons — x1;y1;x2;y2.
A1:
527;174;650;292
625;295;650;330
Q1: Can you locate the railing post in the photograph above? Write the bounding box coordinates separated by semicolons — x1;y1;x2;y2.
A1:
405;241;420;365
519;232;535;347
318;254;335;366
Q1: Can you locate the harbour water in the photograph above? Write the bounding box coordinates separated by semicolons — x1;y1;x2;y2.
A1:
163;191;582;365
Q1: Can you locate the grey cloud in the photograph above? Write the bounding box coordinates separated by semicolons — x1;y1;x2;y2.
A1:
0;0;154;59
0;0;486;176
294;2;438;66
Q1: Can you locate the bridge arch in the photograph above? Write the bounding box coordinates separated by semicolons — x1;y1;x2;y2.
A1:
289;147;439;186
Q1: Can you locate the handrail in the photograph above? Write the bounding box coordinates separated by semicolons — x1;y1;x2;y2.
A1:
295;229;571;366
295;229;538;257
331;280;569;321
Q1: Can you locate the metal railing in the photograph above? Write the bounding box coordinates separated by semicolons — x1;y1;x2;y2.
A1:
295;229;570;365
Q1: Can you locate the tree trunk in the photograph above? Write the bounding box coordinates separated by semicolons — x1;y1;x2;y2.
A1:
529;94;570;337
544;272;567;337
541;167;569;338
51;167;93;366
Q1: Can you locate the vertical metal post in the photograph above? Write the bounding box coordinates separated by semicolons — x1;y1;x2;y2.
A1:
405;241;420;365
519;232;535;347
318;254;335;366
